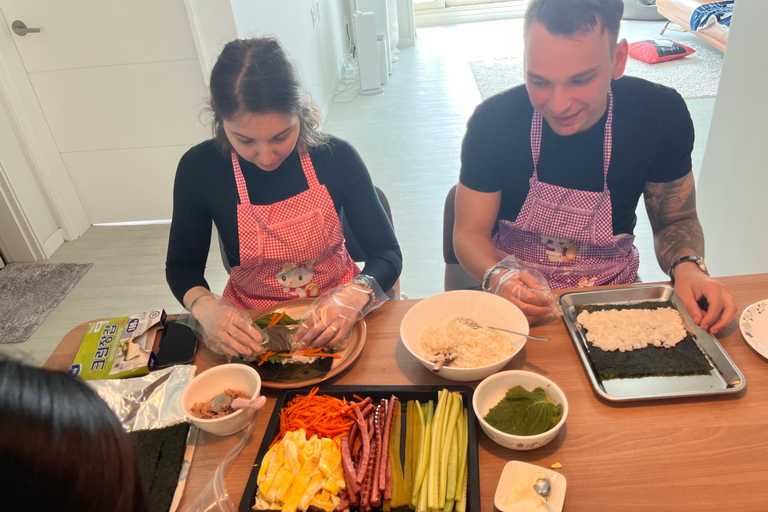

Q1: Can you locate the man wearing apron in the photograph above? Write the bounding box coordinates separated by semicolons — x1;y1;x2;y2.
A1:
454;0;735;334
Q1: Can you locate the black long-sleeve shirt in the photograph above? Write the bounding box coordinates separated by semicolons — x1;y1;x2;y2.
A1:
166;136;402;305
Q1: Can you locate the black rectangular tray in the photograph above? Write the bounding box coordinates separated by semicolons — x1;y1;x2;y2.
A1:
239;385;480;512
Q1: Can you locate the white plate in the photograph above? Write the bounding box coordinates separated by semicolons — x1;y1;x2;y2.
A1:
494;460;566;512
740;299;768;360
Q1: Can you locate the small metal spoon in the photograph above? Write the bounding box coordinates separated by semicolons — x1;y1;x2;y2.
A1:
457;317;550;341
534;476;554;512
210;394;267;414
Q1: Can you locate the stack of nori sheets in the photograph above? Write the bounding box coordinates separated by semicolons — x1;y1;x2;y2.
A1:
129;422;190;512
575;301;712;380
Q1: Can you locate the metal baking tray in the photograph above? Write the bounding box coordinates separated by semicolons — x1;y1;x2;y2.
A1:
559;284;745;401
239;385;480;512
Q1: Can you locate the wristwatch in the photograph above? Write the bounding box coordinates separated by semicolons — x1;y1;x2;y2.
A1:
668;255;709;285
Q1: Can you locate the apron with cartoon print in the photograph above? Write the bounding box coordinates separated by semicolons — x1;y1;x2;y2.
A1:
222;149;360;309
492;89;639;289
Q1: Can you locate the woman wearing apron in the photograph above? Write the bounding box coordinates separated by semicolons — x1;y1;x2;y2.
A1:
166;38;402;357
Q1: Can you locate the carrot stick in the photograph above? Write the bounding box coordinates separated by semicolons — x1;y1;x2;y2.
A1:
267;311;286;327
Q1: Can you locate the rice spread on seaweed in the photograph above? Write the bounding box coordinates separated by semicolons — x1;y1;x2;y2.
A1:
575;301;712;380
576;307;687;352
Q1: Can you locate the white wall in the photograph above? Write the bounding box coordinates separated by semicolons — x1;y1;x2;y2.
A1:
697;2;768;277
185;0;238;81
229;0;348;117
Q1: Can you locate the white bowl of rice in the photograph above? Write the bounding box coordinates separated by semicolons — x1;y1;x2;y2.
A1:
400;290;528;381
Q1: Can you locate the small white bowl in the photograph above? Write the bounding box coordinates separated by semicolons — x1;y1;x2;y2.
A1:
494;460;567;512
400;290;528;382
473;370;568;450
180;363;262;436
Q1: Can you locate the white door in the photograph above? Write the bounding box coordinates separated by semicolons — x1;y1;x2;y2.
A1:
0;0;211;223
0;87;62;260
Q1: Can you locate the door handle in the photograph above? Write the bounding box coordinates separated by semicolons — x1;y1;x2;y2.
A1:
12;20;40;36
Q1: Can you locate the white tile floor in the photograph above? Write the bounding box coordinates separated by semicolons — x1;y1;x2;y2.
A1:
0;17;721;366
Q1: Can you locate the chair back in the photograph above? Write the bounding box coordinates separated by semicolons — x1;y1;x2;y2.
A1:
443;184;483;291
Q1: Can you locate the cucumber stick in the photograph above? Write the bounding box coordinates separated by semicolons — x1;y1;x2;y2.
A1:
455;463;468;512
454;407;469;502
405;391;469;512
428;389;449;509
411;400;426;506
412;400;433;507
439;393;462;508
444;419;459;505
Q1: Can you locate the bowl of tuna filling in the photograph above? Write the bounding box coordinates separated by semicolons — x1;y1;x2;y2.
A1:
400;290;528;381
180;363;262;436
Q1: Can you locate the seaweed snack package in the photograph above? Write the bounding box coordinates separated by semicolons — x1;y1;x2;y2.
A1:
69;309;167;380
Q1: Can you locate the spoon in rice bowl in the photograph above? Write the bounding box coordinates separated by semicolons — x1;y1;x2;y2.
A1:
456;317;550;341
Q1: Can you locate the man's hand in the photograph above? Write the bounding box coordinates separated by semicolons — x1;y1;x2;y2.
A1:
644;174;736;333
495;270;555;324
673;262;736;334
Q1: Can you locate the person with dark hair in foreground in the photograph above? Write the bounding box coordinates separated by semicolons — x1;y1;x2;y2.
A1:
166;38;402;357
0;358;147;512
454;0;735;333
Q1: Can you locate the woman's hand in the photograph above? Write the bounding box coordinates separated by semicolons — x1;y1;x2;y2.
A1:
293;283;371;350
190;293;265;358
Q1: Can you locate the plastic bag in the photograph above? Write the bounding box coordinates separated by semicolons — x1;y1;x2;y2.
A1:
176;292;267;362
482;255;561;322
186;417;257;512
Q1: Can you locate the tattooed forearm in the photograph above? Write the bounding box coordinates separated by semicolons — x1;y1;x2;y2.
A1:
644;173;705;272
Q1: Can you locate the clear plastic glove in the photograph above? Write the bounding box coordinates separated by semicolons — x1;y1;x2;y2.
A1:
483;255;560;323
176;291;266;360
293;275;387;350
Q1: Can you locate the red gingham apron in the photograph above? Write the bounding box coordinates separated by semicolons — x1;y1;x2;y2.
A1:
493;90;639;289
222;149;360;309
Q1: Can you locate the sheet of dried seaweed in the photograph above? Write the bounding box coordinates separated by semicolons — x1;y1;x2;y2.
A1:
575;301;713;380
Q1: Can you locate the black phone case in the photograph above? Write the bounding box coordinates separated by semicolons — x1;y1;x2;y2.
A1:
155;320;198;368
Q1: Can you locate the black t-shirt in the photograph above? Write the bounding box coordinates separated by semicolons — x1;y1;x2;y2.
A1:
166;136;402;305
460;76;694;235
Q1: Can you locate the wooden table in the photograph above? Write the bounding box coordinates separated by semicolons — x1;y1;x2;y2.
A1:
45;275;768;511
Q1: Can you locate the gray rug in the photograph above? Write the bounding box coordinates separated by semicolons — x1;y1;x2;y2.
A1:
0;262;92;344
469;41;723;100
